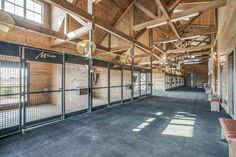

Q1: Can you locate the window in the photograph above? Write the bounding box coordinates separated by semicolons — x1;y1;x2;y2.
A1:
4;0;24;17
2;0;43;24
26;0;42;23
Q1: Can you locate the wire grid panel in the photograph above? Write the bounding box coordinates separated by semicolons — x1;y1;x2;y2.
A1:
123;70;131;100
92;66;108;108
0;55;21;130
110;69;122;103
133;71;140;98
65;63;88;114
140;72;147;96
25;61;62;124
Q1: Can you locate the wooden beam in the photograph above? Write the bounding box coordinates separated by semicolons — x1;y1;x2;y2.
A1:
134;1;157;19
154;27;217;44
135;29;147;40
153;45;165;54
133;0;226;31
155;0;181;38
11;14;66;39
98;1;134;45
179;12;203;34
51;24;92;46
168;0;182;13
44;0;93;22
181;0;214;4
166;44;213;54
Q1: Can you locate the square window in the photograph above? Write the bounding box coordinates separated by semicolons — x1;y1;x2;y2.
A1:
15;0;24;6
5;1;15;14
15;5;24;17
34;2;41;14
26;10;34;21
26;0;34;10
34;13;41;23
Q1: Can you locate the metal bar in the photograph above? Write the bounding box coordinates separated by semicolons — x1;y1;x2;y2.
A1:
62;53;65;119
150;56;153;95
108;63;110;106
121;65;124;103
139;71;141;98
22;47;26;130
19;46;22;133
130;46;134;102
88;41;93;112
146;71;148;96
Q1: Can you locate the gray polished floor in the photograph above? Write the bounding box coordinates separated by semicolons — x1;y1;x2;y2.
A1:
0;87;230;157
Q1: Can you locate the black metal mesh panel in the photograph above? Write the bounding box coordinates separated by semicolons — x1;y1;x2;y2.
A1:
0;55;21;132
25;61;62;124
141;72;147;96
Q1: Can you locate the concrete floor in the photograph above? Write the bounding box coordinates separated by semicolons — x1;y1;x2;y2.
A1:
0;87;230;157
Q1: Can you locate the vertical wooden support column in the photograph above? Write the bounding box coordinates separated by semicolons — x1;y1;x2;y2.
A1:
88;0;93;113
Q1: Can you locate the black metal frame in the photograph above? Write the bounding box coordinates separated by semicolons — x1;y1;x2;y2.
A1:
0;41;153;138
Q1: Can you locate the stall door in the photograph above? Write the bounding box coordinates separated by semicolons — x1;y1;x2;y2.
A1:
23;48;63;127
65;55;88;117
110;64;122;105
140;72;147;96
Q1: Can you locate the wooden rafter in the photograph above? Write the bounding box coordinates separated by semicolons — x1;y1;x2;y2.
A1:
155;0;181;39
166;44;213;54
133;0;226;31
154;26;217;44
98;1;134;45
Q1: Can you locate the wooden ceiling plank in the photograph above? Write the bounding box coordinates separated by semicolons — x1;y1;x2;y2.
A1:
97;1;134;45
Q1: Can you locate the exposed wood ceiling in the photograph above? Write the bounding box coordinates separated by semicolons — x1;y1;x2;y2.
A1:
2;0;227;73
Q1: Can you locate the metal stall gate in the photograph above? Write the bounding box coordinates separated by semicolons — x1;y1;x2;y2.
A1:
0;42;21;137
110;63;122;105
92;59;108;110
23;47;63;127
140;70;147;96
133;67;140;99
64;54;88;117
147;70;151;95
123;65;132;102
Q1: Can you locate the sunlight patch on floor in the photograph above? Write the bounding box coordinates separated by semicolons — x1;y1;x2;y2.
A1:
162;112;196;137
132;117;156;132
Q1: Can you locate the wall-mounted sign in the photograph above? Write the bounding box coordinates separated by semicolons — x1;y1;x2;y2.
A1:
24;48;63;63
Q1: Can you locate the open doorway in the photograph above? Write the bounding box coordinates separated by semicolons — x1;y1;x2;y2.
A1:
228;51;235;117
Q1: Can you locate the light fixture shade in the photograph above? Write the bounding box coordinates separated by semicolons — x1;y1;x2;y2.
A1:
76;40;96;55
0;11;15;39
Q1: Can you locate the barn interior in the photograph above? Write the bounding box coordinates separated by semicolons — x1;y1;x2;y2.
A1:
0;0;236;157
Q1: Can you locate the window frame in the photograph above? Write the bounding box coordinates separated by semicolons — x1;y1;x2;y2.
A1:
1;0;44;24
